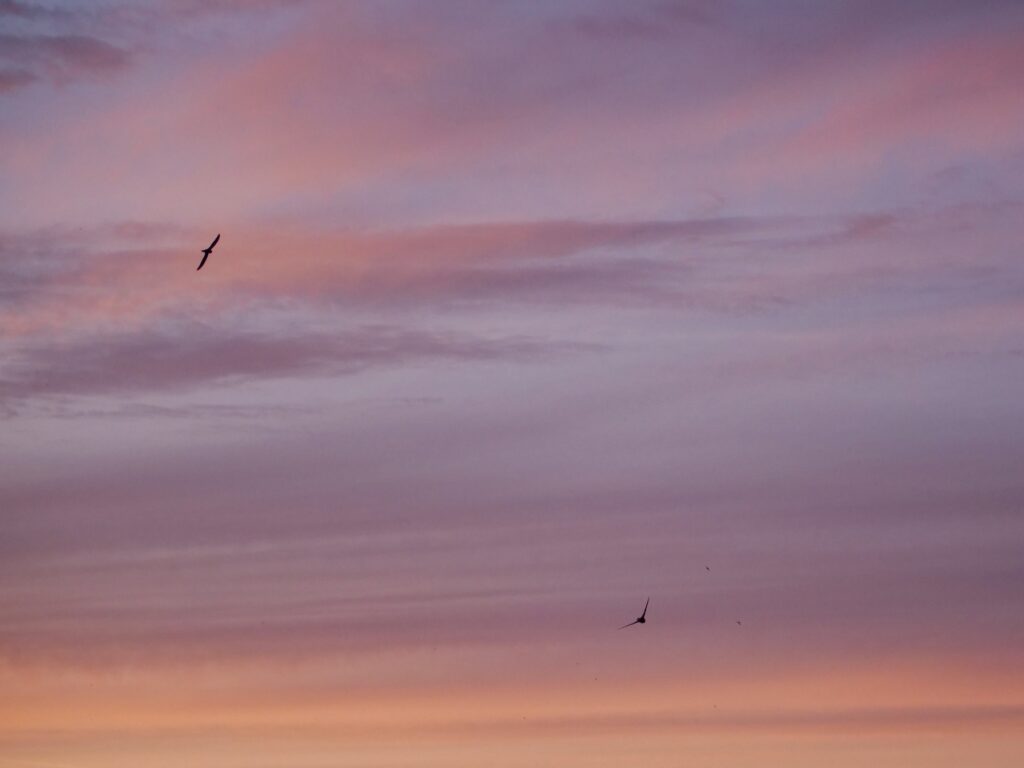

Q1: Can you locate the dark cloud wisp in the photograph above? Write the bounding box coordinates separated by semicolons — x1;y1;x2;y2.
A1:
0;324;591;408
0;32;130;91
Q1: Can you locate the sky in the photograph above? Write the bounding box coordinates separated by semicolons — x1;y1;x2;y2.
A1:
1;1;1023;765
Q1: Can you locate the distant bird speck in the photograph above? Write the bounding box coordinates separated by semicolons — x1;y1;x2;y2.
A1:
197;233;220;270
705;565;711;572
619;597;649;629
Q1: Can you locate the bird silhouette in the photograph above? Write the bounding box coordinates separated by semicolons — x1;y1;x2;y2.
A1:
197;233;220;270
619;597;649;629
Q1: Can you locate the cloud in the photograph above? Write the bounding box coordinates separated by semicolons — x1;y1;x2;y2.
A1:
3;202;1020;365
0;32;130;91
0;216;767;337
0;0;309;98
0;66;35;91
157;0;317;19
419;705;1024;737
5;212;902;339
0;324;586;409
564;0;717;41
0;0;43;17
4;0;1023;229
2;506;1020;667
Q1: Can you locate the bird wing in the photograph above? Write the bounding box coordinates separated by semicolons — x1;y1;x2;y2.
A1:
640;597;649;618
618;619;639;629
197;252;210;270
208;233;220;250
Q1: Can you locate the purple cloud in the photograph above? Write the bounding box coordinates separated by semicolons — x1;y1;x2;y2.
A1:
0;324;590;409
0;66;34;91
0;32;130;91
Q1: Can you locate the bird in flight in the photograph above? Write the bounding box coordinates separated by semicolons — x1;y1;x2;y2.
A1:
619;597;650;629
197;233;220;270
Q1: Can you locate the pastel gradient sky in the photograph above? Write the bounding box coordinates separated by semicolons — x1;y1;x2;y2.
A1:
2;1;1024;766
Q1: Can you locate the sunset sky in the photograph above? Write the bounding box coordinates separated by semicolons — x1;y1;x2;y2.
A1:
2;1;1023;766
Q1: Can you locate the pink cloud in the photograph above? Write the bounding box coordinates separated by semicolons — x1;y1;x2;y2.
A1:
730;26;1024;184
